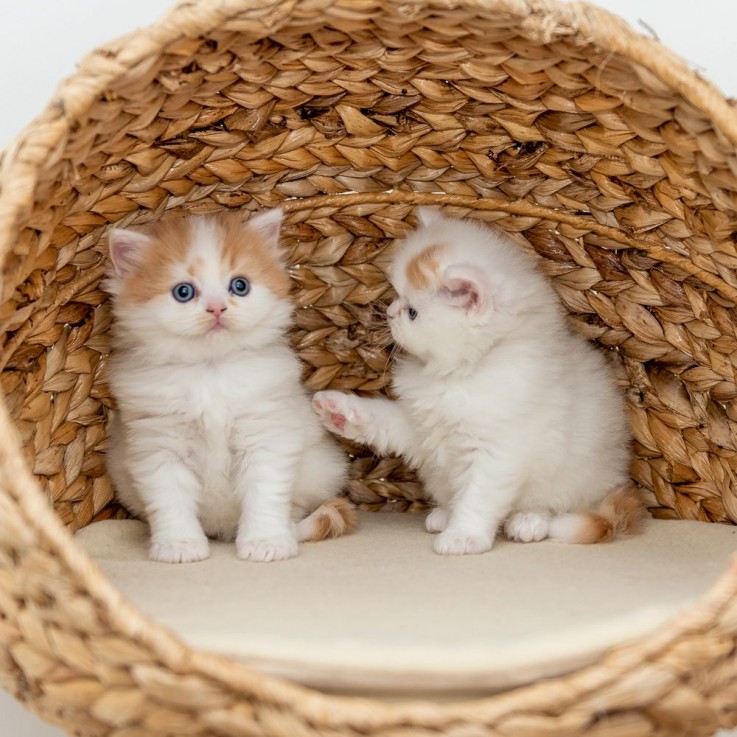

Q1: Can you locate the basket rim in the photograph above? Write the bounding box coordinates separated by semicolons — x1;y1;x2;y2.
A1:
2;0;737;728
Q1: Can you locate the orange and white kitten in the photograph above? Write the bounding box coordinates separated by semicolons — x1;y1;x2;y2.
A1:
105;209;354;563
313;208;643;556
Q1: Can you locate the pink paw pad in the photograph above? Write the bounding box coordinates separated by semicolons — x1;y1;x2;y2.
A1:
329;411;346;431
312;394;349;433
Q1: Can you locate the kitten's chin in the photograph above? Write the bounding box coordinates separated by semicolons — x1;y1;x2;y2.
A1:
205;323;227;335
205;322;288;351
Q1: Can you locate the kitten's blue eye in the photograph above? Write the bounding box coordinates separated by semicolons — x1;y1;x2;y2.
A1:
229;276;250;297
172;282;196;302
408;306;418;321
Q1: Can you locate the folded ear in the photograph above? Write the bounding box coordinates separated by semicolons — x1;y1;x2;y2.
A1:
108;228;152;277
415;207;445;228
248;208;283;249
440;264;490;312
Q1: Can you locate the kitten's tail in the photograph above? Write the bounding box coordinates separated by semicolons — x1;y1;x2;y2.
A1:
548;486;647;544
296;498;358;542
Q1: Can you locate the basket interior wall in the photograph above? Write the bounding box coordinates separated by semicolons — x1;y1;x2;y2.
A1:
3;5;737;532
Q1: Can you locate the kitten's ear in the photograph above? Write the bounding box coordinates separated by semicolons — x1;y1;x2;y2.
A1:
415;207;444;228
108;228;151;277
440;264;489;312
248;208;283;249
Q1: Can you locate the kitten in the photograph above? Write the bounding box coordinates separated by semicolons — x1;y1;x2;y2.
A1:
313;208;644;556
104;208;355;563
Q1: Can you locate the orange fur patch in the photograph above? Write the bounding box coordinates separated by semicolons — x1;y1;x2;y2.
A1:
574;512;615;544
575;487;647;544
598;486;648;536
120;213;194;304
305;498;358;542
406;244;445;289
116;210;291;304
215;211;291;300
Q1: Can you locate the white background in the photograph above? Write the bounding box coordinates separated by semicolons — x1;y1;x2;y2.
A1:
1;1;737;735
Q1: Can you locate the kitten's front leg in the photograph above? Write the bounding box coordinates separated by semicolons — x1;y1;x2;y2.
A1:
434;450;519;556
422;475;452;533
425;506;449;533
130;449;209;564
312;391;414;457
235;434;300;562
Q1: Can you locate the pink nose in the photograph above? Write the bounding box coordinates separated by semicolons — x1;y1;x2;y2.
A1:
207;304;227;317
387;301;401;318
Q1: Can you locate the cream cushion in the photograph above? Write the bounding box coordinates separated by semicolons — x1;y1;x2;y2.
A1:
76;512;737;697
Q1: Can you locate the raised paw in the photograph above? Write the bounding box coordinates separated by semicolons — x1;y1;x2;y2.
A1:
312;391;366;441
237;532;298;562
425;507;449;533
433;530;493;556
150;536;209;564
505;512;550;543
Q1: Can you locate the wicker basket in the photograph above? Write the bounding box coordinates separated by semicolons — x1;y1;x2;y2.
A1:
2;0;737;734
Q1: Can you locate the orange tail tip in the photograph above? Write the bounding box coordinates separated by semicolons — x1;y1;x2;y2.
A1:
549;486;648;544
297;498;358;542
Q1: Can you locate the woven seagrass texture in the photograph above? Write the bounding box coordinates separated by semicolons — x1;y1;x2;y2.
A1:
2;0;737;734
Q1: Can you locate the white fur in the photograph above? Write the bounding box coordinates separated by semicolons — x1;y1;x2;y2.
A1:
548;513;589;543
313;209;630;555
105;210;348;563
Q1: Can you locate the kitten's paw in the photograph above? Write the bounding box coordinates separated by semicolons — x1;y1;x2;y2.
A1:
433;530;492;556
505;512;550;543
150;536;209;563
237;532;298;562
312;391;366;440
425;507;449;533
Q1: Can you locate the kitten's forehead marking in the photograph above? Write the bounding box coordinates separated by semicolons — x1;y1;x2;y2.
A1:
193;217;220;258
405;244;445;290
191;217;227;289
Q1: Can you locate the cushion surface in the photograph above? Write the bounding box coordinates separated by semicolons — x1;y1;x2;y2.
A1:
75;512;737;696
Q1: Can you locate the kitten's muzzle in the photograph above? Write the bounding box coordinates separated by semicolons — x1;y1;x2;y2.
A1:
206;303;228;329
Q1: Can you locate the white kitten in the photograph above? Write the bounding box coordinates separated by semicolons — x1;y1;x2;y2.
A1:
313;208;643;556
105;209;354;563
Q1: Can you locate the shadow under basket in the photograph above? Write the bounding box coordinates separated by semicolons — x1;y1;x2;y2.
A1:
2;0;737;735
